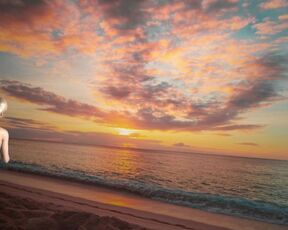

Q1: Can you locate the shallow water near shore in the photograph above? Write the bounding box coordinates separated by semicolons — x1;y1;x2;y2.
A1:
1;139;287;225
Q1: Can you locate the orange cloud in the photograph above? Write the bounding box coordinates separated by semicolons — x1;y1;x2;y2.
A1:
0;0;104;56
279;14;288;20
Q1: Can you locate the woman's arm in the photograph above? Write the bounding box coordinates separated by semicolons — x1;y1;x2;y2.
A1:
0;128;10;163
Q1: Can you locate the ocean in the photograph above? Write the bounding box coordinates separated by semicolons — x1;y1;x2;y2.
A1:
1;139;287;225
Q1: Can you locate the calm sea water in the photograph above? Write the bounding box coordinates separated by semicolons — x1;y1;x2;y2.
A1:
1;139;288;224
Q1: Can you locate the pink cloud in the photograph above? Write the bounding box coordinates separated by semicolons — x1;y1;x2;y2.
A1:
213;124;265;131
260;0;288;10
254;18;288;35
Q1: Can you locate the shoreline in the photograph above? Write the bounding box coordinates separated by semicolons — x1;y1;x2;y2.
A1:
2;160;287;226
0;169;286;230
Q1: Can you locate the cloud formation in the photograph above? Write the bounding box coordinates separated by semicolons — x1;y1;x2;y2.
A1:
173;142;190;148
0;80;104;119
254;18;288;35
260;0;288;10
1;116;163;149
1;74;283;132
0;0;287;134
238;142;259;147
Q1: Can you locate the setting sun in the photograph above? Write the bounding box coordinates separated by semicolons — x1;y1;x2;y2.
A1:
116;128;135;136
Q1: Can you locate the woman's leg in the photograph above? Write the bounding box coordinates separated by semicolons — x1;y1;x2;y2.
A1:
0;128;10;163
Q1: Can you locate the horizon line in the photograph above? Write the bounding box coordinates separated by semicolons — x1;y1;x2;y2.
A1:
10;137;287;162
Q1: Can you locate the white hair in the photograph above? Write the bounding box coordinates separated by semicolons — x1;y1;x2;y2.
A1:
0;97;8;116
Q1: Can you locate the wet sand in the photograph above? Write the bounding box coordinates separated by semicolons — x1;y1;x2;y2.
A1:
0;170;286;230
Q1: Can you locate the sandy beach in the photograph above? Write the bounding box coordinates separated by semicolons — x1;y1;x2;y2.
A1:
0;169;286;230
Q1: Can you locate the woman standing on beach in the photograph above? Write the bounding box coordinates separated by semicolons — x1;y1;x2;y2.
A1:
0;97;10;163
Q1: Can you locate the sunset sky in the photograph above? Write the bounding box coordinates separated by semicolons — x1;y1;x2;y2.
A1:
0;0;287;160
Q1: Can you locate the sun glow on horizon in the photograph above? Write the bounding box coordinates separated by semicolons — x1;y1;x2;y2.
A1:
116;128;136;136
